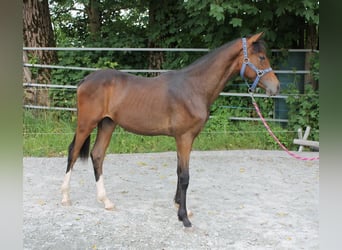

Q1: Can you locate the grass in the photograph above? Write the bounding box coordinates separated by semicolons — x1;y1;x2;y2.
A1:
23;109;297;157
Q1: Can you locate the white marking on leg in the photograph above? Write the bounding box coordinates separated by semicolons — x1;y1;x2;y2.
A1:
61;171;72;206
96;175;115;210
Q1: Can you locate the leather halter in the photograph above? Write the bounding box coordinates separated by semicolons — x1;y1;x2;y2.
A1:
240;37;273;93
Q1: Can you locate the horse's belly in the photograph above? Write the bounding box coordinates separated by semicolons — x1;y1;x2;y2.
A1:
115;112;172;136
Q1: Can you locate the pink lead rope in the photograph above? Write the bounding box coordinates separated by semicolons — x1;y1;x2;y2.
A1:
240;37;318;161
251;95;319;161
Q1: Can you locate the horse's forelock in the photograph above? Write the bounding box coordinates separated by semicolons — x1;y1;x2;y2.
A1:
252;39;267;54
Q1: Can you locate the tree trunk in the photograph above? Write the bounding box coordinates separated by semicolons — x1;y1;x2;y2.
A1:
304;23;319;90
148;0;165;76
23;0;57;106
85;0;102;41
23;49;35;105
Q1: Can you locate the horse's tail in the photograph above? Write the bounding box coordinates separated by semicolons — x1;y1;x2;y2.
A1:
68;134;91;161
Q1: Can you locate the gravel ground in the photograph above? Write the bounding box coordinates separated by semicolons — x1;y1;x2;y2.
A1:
23;150;319;249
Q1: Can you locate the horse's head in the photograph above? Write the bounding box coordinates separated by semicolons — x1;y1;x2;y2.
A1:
239;32;280;96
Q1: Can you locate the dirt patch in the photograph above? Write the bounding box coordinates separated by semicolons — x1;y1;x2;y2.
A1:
23;150;319;249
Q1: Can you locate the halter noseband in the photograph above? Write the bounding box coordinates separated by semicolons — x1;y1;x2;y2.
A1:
240;37;273;93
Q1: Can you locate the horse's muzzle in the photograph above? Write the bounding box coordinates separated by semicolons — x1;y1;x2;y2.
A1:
265;82;280;96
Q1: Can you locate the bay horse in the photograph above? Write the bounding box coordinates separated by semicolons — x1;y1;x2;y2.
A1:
61;32;280;227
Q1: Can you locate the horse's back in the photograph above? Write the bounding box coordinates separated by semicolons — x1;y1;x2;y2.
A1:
78;69;137;88
76;69;173;133
75;69;207;136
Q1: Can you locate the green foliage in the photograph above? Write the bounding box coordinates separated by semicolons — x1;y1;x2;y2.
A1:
23;108;294;157
46;0;319;98
50;0;319;58
283;50;319;142
204;89;292;151
27;54;40;80
184;0;318;48
310;52;319;81
23;109;76;156
285;83;319;141
209;3;225;21
24;1;320;156
209;82;275;121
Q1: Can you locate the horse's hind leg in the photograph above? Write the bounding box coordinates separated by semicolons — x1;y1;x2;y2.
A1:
91;117;116;210
61;125;93;206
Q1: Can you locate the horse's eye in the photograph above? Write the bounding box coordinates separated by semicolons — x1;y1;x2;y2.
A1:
259;56;266;61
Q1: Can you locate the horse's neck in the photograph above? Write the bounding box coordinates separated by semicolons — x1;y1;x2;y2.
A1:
185;41;241;106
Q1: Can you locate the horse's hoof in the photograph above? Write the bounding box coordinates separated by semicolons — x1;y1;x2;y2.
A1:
104;201;115;210
178;213;192;227
182;219;192;228
184;224;195;232
97;197;115;210
105;204;115;211
61;199;72;206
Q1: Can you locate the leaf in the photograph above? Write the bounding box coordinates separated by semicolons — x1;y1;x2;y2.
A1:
229;18;242;27
263;10;273;21
209;4;225;21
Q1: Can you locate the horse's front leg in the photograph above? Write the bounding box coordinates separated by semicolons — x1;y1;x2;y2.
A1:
174;177;193;218
175;134;194;227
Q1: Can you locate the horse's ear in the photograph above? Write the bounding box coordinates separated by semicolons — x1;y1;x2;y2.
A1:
248;32;264;43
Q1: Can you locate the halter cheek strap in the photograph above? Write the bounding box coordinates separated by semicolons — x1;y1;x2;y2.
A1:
240;37;273;93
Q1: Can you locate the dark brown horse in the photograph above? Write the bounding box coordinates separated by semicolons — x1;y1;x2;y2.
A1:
61;32;280;227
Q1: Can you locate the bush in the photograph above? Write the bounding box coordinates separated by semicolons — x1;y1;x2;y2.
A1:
285;83;319;141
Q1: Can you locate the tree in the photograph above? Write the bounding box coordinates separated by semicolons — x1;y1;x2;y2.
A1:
183;0;319;50
48;0;319;81
183;0;319;89
147;0;165;74
23;0;57;105
85;0;101;41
